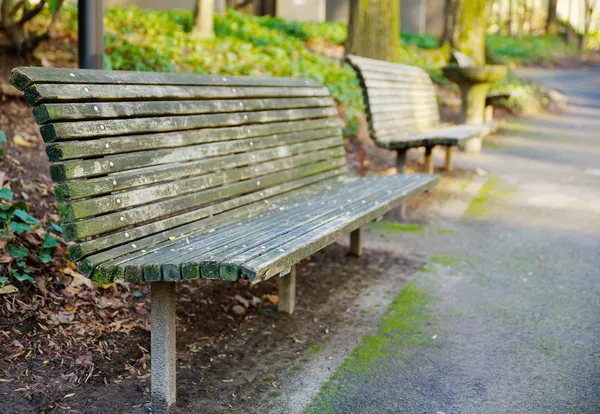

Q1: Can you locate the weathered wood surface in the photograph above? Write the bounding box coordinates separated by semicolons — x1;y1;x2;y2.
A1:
10;67;321;90
12;66;439;284
91;174;438;283
33;97;334;124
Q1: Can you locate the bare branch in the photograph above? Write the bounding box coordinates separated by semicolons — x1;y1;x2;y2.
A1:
19;0;46;25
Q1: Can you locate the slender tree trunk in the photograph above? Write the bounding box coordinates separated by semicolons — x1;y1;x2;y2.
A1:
346;0;401;62
193;0;214;38
508;0;514;35
546;0;559;35
449;0;488;65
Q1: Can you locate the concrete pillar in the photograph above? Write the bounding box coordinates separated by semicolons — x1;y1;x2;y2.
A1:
348;227;363;257
151;282;177;413
445;146;453;171
278;266;296;315
424;146;434;174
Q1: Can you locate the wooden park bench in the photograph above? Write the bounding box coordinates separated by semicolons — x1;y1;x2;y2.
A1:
346;54;497;173
10;67;439;413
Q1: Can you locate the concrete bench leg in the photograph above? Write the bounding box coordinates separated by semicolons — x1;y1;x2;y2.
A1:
424;146;434;174
445;146;453;171
151;282;177;414
396;149;407;174
278;266;296;315
485;105;494;122
348;227;363;257
395;149;408;220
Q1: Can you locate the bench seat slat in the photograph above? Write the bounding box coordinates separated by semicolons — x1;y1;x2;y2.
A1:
42;107;338;141
113;177;377;281
88;174;438;283
375;123;498;149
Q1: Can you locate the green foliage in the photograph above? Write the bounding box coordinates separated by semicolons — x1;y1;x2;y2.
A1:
486;35;581;65
401;31;440;49
86;7;364;135
489;71;550;112
0;131;6;158
0;190;63;287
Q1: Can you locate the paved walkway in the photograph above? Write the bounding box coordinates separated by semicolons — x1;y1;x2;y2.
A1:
299;69;600;413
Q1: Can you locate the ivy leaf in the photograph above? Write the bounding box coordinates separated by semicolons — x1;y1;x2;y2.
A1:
0;276;8;287
9;246;28;261
11;271;34;283
13;209;39;225
9;221;30;234
39;250;53;264
50;222;63;234
0;188;13;201
0;131;5;144
43;234;59;248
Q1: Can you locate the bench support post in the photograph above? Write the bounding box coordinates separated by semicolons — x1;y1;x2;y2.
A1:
395;149;407;174
278;266;296;315
445;146;453;171
424;146;434;174
348;227;363;257
151;282;177;414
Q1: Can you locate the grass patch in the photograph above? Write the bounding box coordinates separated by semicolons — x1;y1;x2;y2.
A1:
309;346;321;355
368;221;425;234
305;283;434;413
466;176;516;219
431;253;456;266
435;228;458;235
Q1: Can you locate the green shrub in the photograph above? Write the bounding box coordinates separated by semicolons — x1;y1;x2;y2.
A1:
401;31;441;49
0;188;63;287
486;35;581;65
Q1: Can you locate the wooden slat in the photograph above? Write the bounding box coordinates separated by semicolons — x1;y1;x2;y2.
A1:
41;107;338;141
114;177;377;281
55;144;344;202
48;118;339;162
59;146;344;220
50;126;342;181
76;168;346;273
33;97;334;124
207;177;407;281
242;175;439;282
10;67;321;91
23;83;330;105
63;158;345;241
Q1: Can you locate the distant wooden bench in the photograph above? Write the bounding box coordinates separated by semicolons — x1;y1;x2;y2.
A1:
346;55;497;173
11;67;439;413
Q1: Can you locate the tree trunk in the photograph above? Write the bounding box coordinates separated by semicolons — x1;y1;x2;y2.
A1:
449;0;488;65
193;0;214;38
508;0;514;35
546;0;558;35
346;0;401;62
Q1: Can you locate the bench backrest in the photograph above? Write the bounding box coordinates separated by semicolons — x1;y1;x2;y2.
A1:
346;55;440;147
10;67;346;265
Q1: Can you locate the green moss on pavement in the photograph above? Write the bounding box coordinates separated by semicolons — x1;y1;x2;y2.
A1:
466;176;516;218
304;284;434;413
368;221;425;233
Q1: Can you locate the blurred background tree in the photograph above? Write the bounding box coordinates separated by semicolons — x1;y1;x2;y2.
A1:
0;0;64;55
346;0;401;61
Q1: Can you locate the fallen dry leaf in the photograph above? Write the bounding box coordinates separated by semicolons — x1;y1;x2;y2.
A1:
0;256;13;264
0;285;19;295
265;294;279;305
13;135;31;147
